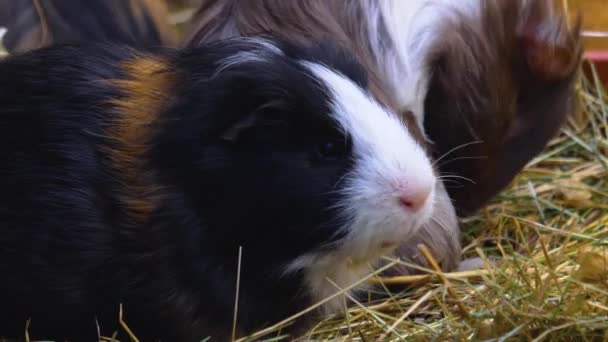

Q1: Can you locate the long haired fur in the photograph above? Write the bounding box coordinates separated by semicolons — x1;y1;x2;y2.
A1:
183;0;462;277
183;0;582;214
423;0;582;214
0;0;176;52
0;36;443;340
182;0;582;276
183;0;401;111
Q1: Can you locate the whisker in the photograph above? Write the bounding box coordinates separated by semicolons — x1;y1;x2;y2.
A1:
437;155;488;168
438;179;463;184
430;216;451;232
331;172;353;190
437;174;476;185
437;179;467;188
432;140;485;167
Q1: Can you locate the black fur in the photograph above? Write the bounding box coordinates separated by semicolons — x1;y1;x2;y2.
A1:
0;39;368;341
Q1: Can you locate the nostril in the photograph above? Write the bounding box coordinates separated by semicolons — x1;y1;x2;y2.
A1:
399;197;415;209
398;188;431;212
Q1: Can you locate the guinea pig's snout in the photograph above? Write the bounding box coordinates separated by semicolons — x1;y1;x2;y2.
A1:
393;173;434;213
397;184;432;212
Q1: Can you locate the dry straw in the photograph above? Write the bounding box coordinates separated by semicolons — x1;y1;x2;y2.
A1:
230;64;607;341
2;1;607;340
88;67;608;340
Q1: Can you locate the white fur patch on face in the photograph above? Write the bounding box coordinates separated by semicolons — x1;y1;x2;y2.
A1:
287;62;436;312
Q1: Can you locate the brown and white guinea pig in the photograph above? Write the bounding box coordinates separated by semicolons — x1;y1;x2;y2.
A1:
0;0;176;53
182;0;582;274
0;37;439;340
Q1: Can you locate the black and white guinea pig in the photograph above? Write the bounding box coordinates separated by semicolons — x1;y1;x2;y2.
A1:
183;0;582;217
0;37;439;341
182;0;465;277
0;0;176;53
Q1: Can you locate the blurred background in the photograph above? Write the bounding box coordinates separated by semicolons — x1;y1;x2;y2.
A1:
0;0;201;51
0;0;606;84
0;0;606;51
570;0;608;51
169;0;608;50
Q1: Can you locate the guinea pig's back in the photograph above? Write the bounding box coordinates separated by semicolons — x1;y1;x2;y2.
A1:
0;45;137;340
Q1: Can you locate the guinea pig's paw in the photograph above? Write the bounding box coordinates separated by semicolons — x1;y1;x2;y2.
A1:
517;1;582;82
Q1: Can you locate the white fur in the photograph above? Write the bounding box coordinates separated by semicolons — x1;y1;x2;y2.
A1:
361;0;482;138
192;0;480;316
202;0;484;139
207;0;484;314
287;62;436;312
214;37;284;76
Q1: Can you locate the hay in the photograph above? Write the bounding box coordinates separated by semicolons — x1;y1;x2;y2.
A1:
236;66;608;342
2;2;608;340
239;4;608;340
30;67;608;341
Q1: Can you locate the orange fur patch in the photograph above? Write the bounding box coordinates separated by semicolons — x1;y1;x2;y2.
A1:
107;56;174;224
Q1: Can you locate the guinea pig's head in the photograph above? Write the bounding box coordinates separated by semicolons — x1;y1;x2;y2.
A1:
155;37;437;306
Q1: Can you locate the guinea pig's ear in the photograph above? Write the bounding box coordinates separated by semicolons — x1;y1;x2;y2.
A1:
219;101;288;142
220;112;259;142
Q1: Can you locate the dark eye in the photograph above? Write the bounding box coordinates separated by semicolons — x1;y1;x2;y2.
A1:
317;140;347;158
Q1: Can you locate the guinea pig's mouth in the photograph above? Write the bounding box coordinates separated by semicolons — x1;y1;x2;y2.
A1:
380;241;399;249
345;240;402;267
344;241;401;270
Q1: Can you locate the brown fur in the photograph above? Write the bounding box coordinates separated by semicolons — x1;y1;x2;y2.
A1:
142;0;177;45
423;0;583;215
182;0;400;113
107;56;175;224
400;111;427;146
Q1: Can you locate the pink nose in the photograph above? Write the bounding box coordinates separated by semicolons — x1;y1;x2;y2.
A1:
398;186;431;211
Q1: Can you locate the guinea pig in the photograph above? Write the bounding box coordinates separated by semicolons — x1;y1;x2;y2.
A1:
182;0;463;277
0;0;176;53
181;0;582;270
0;37;439;341
423;0;582;215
